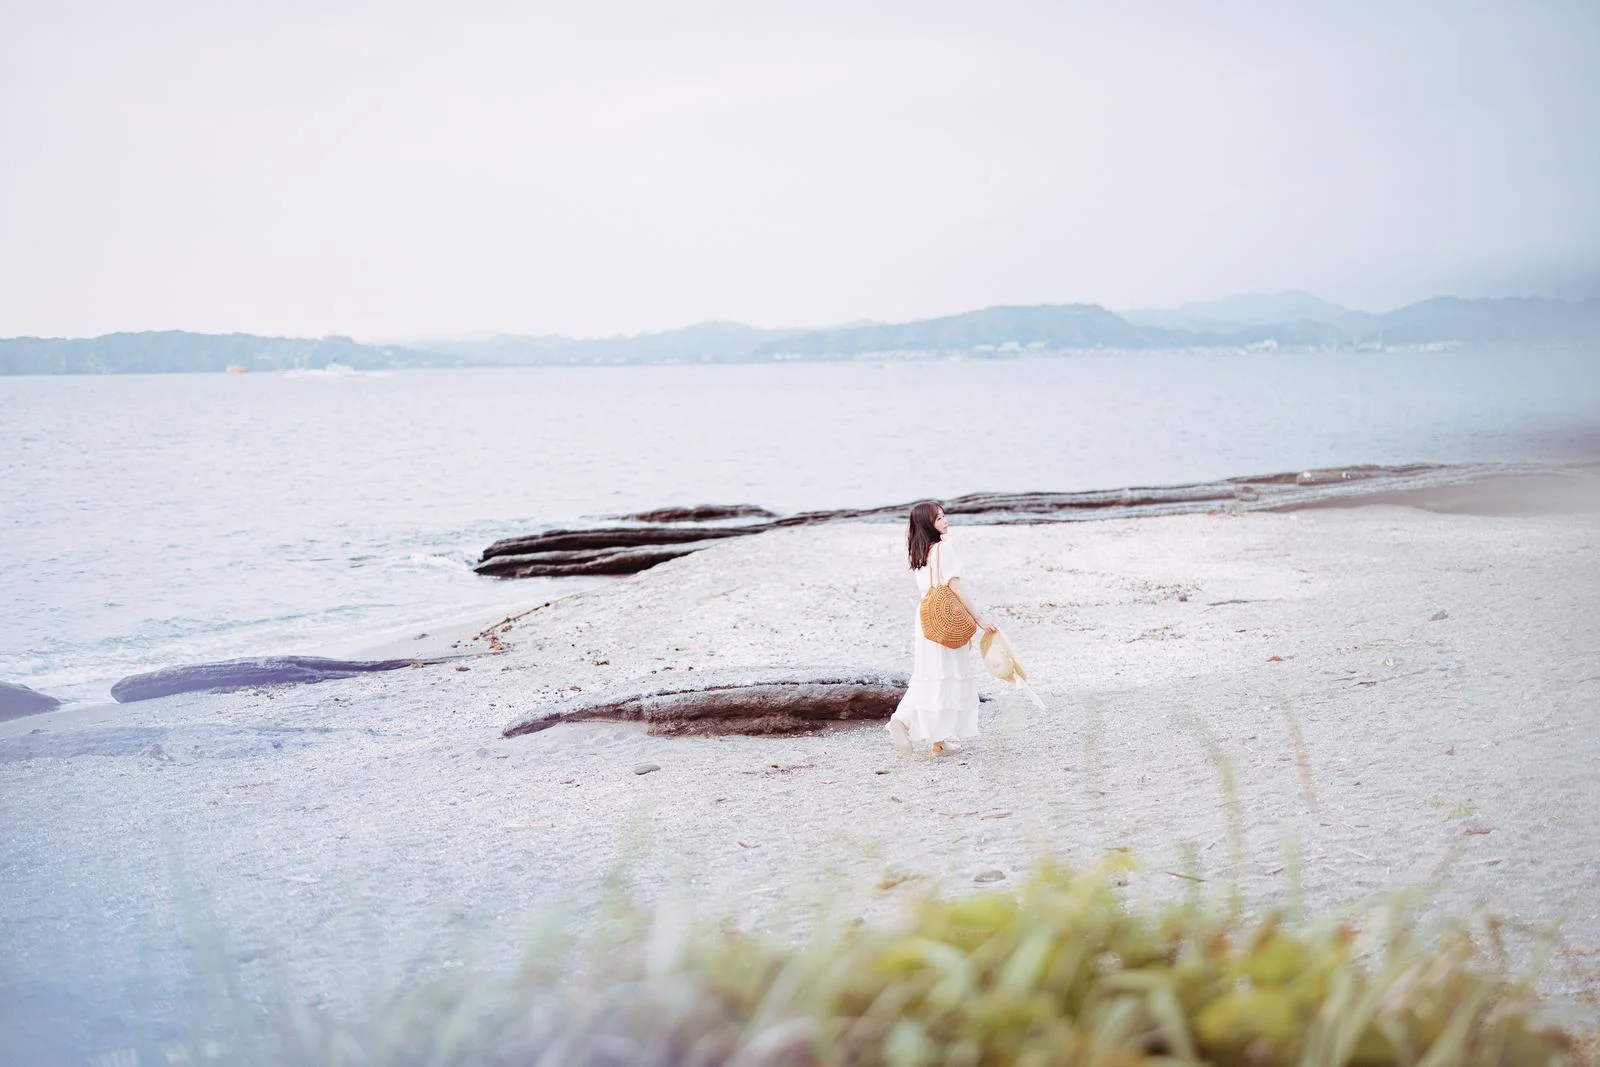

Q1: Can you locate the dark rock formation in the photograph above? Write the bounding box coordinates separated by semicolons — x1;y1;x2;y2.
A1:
476;543;716;578
0;681;62;720
482;525;757;558
476;525;765;578
619;504;778;523
110;656;438;703
503;668;913;737
480;464;1552;581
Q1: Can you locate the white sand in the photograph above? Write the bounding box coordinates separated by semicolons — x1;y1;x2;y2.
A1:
4;503;1599;1055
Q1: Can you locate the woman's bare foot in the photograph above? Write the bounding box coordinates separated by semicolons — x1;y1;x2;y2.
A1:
930;741;959;757
888;719;912;754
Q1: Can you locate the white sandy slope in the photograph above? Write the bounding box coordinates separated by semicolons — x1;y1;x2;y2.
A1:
3;503;1599;1057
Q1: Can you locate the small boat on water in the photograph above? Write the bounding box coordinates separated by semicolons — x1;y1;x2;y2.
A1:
225;364;248;374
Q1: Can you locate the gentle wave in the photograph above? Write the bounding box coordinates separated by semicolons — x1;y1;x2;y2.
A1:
0;591;553;703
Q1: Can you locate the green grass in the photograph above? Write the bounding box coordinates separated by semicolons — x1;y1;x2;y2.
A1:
222;856;1588;1067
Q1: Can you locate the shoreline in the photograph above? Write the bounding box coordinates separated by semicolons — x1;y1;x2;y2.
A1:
7;460;1596;719
3;338;1596;379
473;462;1600;579
2;578;609;717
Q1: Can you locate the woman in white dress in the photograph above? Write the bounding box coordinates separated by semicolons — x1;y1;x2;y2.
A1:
887;501;997;757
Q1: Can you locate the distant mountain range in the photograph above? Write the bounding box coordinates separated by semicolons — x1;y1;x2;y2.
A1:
3;293;1597;374
1120;290;1375;333
1118;289;1600;345
393;293;1600;364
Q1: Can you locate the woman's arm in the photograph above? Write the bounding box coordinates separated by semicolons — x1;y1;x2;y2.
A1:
947;577;997;634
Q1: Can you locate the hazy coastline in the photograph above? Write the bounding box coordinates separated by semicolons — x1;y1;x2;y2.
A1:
5;293;1599;375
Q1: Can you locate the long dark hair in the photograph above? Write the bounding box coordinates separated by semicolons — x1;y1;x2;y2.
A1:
907;500;943;570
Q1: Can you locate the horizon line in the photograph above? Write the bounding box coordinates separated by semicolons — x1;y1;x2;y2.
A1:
4;290;1597;346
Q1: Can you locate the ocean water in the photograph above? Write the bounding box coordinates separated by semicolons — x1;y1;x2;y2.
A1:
3;347;1597;703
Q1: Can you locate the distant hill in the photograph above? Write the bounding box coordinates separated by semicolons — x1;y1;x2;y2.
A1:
4;295;1596;374
750;304;1180;356
459;295;1593;361
1121;290;1382;338
1372;297;1600;345
420;321;803;366
0;331;456;375
1191;290;1357;326
418;306;1191;364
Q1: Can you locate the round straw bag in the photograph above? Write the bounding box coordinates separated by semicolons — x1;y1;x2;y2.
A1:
919;544;977;649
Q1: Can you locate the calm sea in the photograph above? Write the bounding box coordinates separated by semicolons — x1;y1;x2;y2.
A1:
4;348;1597;703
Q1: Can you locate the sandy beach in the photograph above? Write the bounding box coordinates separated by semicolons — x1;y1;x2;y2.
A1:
4;493;1599;1060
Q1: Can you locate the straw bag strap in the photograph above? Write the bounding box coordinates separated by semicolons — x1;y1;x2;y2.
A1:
930;542;943;588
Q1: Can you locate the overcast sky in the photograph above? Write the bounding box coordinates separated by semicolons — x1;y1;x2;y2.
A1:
2;0;1597;340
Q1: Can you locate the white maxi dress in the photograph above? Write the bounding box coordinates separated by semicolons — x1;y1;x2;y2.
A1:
887;540;980;745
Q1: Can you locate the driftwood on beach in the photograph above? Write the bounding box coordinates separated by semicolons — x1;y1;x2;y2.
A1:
476;463;1542;579
503;668;913;737
110;655;439;703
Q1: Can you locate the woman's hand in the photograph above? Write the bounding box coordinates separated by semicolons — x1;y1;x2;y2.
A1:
950;579;997;635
